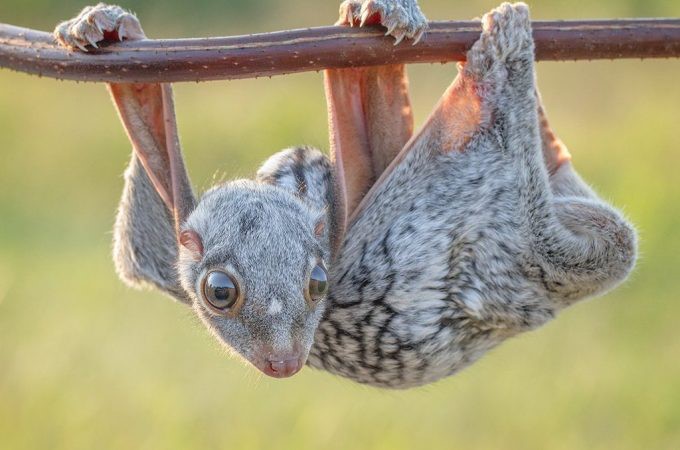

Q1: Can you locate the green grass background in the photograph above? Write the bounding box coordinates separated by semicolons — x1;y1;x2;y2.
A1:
1;0;679;448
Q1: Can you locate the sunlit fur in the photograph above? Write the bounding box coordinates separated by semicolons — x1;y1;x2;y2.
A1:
61;1;636;388
304;2;636;387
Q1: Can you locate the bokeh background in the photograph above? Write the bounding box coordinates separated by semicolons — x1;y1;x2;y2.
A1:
1;0;679;448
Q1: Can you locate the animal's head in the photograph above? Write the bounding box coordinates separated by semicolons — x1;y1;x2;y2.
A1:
108;83;328;378
177;182;328;377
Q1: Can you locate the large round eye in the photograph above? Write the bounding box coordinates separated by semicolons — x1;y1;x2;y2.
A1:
306;264;328;305
201;270;240;312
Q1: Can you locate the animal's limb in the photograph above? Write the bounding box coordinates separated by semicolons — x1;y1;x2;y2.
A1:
324;66;413;244
55;4;195;303
325;0;422;252
54;5;334;378
113;154;189;301
109;81;196;304
468;4;637;304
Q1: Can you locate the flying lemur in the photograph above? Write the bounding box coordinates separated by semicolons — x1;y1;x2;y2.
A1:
55;0;636;388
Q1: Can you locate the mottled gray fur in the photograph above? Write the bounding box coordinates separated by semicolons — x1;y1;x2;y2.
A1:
305;1;636;388
55;1;636;388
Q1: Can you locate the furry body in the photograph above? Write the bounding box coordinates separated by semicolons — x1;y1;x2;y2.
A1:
55;1;637;388
268;2;637;387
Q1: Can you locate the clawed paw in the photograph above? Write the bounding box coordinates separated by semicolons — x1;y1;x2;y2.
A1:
337;0;428;45
54;3;145;51
480;2;533;60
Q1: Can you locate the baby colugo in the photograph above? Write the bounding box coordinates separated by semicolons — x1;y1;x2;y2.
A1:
55;0;636;388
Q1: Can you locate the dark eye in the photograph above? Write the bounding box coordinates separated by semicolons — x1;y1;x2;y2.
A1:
201;270;240;312
306;264;328;305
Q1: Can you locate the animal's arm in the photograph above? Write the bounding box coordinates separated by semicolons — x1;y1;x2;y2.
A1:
113;153;188;300
325;0;423;254
55;4;195;303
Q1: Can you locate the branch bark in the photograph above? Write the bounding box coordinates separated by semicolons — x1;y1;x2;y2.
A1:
1;19;679;83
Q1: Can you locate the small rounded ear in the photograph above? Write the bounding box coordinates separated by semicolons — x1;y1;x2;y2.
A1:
179;229;204;261
314;218;326;238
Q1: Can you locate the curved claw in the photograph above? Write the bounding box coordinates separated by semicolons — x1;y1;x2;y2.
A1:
412;27;425;45
360;9;370;27
93;19;104;34
118;22;127;40
73;40;89;52
86;36;99;48
385;21;398;35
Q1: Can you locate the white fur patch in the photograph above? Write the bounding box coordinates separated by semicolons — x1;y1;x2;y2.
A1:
268;299;282;315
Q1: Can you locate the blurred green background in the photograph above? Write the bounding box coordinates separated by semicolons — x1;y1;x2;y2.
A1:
1;0;679;449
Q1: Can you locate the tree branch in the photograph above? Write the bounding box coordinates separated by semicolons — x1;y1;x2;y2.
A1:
1;19;679;83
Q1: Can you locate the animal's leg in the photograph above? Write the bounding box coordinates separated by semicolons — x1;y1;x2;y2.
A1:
325;0;424;252
469;3;637;303
325;65;413;225
55;4;193;303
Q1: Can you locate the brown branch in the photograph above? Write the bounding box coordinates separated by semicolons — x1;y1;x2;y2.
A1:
1;19;679;83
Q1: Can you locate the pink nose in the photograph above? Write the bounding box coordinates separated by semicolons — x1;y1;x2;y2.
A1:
263;357;302;378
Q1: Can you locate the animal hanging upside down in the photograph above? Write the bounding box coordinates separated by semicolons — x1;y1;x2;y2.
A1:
54;0;636;388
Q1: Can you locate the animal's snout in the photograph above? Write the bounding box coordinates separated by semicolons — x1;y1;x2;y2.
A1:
252;342;305;378
263;356;302;378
